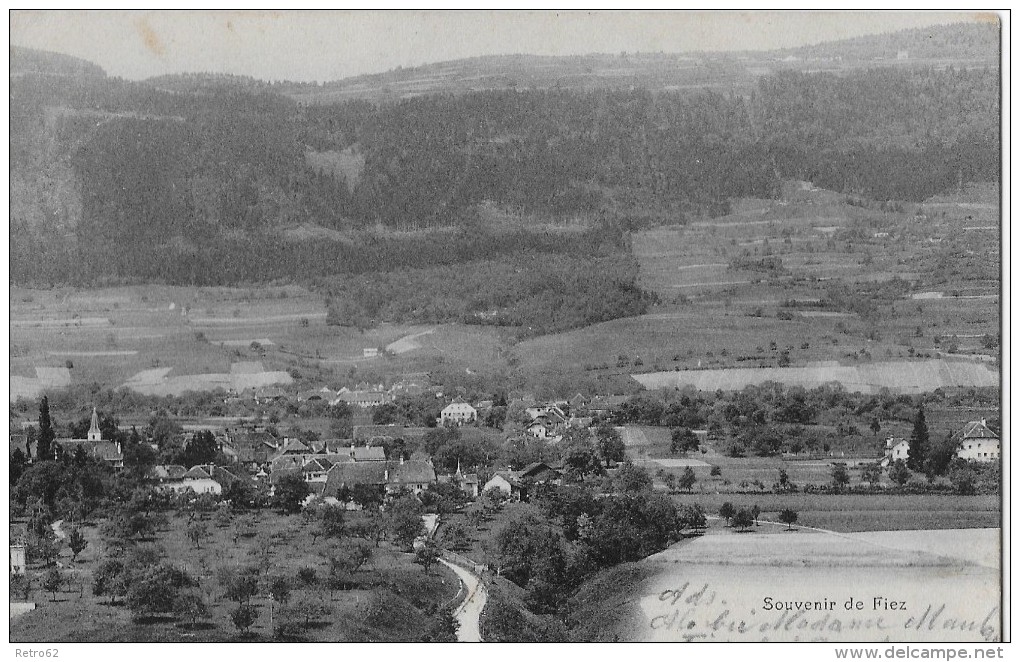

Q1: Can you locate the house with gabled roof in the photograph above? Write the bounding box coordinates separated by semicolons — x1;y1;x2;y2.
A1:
440;402;477;426
388;458;437;493
160;464;223;495
320;457;436;499
956;419;1000;462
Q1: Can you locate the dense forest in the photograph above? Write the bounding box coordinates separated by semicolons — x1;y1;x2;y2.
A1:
10;41;1000;338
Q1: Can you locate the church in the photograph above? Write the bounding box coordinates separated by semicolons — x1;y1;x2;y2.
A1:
53;407;125;468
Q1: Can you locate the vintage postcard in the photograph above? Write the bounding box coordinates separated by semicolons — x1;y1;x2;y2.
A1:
7;10;1005;648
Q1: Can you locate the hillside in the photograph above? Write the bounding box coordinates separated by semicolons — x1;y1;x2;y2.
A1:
281;22;998;103
9;20;1000;347
10;45;106;78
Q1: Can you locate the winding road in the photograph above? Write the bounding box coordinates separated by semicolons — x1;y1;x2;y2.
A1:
440;558;487;642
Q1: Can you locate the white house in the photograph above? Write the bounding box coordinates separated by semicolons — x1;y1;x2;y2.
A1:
881;437;909;466
956;419;1000;463
440;402;477;426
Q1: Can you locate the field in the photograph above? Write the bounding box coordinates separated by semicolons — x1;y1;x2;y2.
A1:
632;524;1000;642
9;284;510;400
516;183;999;397
671;493;1001;533
9;511;459;642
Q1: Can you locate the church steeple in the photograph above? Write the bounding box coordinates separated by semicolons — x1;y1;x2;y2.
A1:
87;407;102;442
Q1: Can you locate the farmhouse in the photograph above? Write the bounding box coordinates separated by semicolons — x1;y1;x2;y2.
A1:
388;458;438;493
881;437;909;466
321;457;436;497
956;419;1000;462
334;389;390;407
440;402;477;426
160;465;223;495
482;472;521;500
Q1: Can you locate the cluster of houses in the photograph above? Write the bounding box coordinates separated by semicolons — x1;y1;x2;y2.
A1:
12;393;1001;515
242;376;434;409
881;419;1001;466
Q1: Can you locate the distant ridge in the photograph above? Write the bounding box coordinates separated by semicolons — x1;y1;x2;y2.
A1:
10;45;106;78
282;21;998;102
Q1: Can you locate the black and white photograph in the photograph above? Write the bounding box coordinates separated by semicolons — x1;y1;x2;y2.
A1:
7;9;1006;650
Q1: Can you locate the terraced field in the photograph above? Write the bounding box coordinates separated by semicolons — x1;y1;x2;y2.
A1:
631;358;999;393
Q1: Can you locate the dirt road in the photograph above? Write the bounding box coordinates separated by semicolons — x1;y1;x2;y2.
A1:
439;558;487;642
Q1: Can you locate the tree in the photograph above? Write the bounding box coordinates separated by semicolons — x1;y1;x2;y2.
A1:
126;563;195;620
28;533;60;567
318;505;346;541
773;468;795;493
907;407;929;472
678;504;707;531
286;591;330;627
719;502;735;524
670;428;700;455
14;461;66;511
272;474;310;514
830;463;850;492
37;396;55;462
422;607;459;642
67;526;88;562
731;509;755;531
267;575;292;606
175;430;218;468
778;508;799;530
93;559;129;605
296;567;317;587
614;461;652;493
220;566;259;605
350;484;384;510
186;521;209;549
414;539;441;574
678;467;697;493
10;448;28;486
860;462;882;487
230;604;259;634
870;417;882;436
387;504;426;551
948;461;977;495
924;434;960;478
173;588;210;628
441;520;470;551
322;539;374;593
43;568;63;601
371;403;401;425
347;513;386;547
888;459;910;486
595;424;625;466
481;486;508;514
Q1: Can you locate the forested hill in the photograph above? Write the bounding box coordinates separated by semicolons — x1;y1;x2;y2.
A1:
10;46;106;78
281;21;998;103
9;21;1000;299
771;19;999;61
